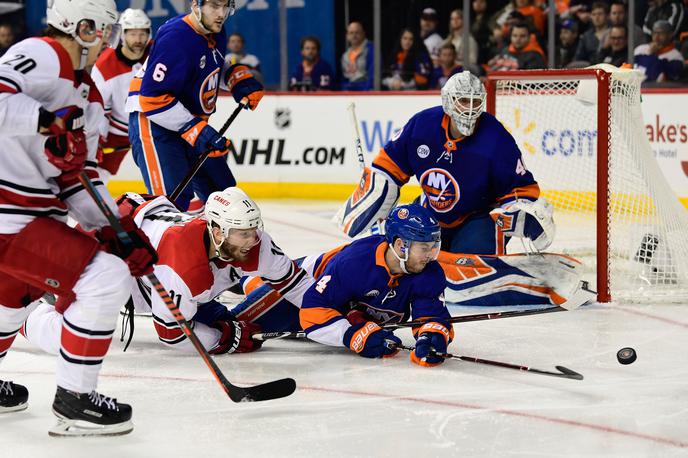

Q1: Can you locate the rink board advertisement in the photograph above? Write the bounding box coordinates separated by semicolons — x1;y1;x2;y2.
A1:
112;91;688;203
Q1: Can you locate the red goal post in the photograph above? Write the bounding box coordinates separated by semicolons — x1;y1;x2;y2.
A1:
486;68;688;303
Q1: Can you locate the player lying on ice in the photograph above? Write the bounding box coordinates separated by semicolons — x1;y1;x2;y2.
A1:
331;70;591;305
299;204;453;366
0;0;157;436
29;186;310;355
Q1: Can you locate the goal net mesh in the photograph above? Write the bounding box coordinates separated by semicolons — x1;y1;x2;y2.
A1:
490;68;688;302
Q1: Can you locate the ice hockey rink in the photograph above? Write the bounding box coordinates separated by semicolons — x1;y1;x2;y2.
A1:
2;200;688;457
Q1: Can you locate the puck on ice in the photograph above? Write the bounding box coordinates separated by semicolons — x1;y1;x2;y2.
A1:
617;347;637;365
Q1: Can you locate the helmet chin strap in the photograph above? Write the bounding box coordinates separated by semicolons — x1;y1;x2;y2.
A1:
208;226;233;261
192;4;213;34
390;240;410;274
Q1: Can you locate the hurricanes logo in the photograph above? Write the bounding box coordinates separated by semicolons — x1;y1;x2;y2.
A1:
420;168;459;213
199;69;220;114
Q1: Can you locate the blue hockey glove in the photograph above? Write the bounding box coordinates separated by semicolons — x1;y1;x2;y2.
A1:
343;321;401;358
410;322;451;367
225;64;264;110
179;117;230;157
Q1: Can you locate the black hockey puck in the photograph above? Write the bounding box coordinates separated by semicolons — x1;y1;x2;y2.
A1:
617;347;637;365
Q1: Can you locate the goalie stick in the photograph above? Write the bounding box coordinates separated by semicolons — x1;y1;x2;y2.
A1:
348;102;366;171
394;344;584;381
252;307;565;342
78;172;296;403
169;100;246;202
252;284;592;342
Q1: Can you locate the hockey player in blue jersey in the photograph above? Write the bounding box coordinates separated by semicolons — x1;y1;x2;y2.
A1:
300;204;453;366
126;0;264;210
335;71;555;256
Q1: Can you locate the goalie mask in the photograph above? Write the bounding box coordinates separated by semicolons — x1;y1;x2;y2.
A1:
385;204;441;274
441;71;486;137
47;0;121;49
205;187;262;261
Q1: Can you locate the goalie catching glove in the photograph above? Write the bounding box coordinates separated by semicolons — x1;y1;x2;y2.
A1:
489;197;555;251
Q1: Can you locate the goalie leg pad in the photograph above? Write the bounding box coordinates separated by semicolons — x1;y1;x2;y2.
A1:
334;167;400;237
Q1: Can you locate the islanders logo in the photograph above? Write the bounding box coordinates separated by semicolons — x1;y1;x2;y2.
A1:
396;208;409;219
199;68;220;114
420;168;459;213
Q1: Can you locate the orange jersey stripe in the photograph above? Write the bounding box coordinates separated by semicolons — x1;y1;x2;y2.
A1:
138;113;165;195
372;149;411;184
499;183;541;203
139;93;177;113
314;244;347;279
300;307;343;331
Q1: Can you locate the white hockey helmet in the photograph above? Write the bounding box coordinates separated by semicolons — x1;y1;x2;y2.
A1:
47;0;120;48
441;71;486;137
205;187;263;240
119;8;151;32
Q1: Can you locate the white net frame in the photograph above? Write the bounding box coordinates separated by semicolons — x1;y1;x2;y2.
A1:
487;67;688;303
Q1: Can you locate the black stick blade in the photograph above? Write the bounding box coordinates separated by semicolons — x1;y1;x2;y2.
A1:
228;377;297;403
555;366;584;380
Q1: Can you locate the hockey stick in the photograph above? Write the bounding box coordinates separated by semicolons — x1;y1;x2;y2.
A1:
252;302;582;342
78;172;296;402
347;102;366;171
169;100;246;202
395;344;584;381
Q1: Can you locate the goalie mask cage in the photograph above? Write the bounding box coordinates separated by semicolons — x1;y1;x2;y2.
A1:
486;67;688;303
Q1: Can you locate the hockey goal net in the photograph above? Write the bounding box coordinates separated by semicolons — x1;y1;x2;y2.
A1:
486;66;688;303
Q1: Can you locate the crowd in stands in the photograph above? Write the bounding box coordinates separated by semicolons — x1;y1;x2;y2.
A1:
284;0;688;90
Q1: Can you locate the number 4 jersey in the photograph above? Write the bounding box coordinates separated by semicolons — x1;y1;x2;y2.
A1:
372;106;541;229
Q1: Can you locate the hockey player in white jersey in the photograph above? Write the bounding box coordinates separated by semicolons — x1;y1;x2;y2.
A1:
0;0;157;436
113;187;311;353
91;8;152;182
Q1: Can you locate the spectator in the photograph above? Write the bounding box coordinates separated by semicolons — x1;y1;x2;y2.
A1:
420;8;444;65
290;36;335;91
487;22;546;71
642;0;685;41
562;1;593;27
429;43;463;89
575;2;610;63
340;21;374;91
224;32;263;82
471;0;493;64
556;19;581;67
634;19;684;82
443;9;479;68
609;0;646;48
513;0;546;36
597;24;629;66
381;28;432;91
0;23;14;57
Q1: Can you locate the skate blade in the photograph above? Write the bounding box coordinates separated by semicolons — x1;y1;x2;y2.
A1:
49;414;133;437
0;402;28;413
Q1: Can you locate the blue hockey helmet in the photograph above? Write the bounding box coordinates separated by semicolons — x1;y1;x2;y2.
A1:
385;204;441;246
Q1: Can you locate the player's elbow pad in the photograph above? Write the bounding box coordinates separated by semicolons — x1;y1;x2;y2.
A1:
333;167;400;238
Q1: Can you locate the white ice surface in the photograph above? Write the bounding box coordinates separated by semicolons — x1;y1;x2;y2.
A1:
1;201;687;457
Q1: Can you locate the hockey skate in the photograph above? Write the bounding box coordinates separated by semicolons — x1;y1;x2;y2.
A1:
0;380;28;413
49;387;133;437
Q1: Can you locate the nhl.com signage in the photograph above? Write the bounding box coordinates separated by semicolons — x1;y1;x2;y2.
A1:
112;91;688;202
